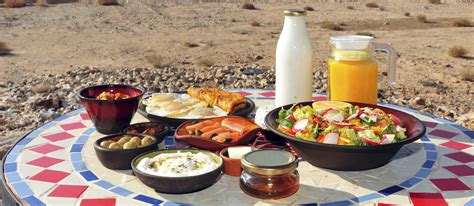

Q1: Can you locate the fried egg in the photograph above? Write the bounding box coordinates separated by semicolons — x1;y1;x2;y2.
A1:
145;93;227;119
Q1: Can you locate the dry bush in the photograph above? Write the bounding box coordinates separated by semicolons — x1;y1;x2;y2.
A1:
5;0;26;8
346;5;354;10
448;46;468;58
250;21;260;27
460;68;474;82
303;6;314;11
452;19;472;27
379;6;385;11
36;0;47;6
242;3;256;10
356;32;375;37
97;0;118;6
365;2;379;8
145;54;166;68
404;12;410;17
197;58;215;67
321;21;343;31
0;42;12;55
184;42;199;48
428;0;441;4
416;14;428;23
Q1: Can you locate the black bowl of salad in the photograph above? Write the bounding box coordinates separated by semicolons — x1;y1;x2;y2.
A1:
264;101;426;171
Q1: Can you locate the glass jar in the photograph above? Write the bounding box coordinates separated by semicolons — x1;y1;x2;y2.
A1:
239;149;299;199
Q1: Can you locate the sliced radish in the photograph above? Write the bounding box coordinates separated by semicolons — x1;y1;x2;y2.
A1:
323;133;339;144
380;134;395;144
324;110;344;122
396;125;406;132
361;137;380;145
346;108;360;121
292;119;309;133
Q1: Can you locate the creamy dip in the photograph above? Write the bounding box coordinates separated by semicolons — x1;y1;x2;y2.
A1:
137;151;219;177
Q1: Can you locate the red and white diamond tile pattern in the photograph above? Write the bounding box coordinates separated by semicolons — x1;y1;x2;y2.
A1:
15;114;142;206
6;89;473;206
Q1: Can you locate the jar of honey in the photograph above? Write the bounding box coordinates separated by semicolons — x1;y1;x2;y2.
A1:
240;149;299;199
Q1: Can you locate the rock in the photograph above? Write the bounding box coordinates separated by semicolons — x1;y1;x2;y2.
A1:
32;83;52;93
243;67;264;75
415;97;426;105
255;55;264;60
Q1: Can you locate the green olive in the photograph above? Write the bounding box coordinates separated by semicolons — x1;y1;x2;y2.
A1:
108;142;122;150
117;138;128;146
100;140;113;148
130;136;141;145
123;141;138;149
141;137;154;147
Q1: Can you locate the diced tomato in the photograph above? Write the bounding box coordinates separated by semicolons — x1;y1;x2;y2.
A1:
371;126;383;136
287;113;296;121
316;135;325;143
375;119;389;127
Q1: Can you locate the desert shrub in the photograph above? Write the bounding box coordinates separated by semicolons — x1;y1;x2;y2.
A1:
448;46;468;58
242;3;256;10
346;5;354;10
428;0;441;4
452;19;472;27
0;42;12;55
365;2;379;8
97;0;118;6
321;21;343;31
356;32;375;37
5;0;26;8
460;68;474;82
145;54;166;68
250;21;260;27
184;42;199;48
404;12;410;17
197;58;215;67
379;6;385;11
303;6;314;11
231;18;237;23
416;14;428;23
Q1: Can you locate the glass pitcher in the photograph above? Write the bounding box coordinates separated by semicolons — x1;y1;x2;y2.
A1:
328;35;398;104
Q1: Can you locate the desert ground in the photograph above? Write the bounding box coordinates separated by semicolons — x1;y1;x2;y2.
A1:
0;1;473;159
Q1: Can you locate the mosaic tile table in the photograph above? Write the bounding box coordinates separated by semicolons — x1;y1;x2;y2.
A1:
1;89;473;206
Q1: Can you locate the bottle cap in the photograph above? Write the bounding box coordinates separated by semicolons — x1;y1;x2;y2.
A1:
283;9;307;16
241;149;298;176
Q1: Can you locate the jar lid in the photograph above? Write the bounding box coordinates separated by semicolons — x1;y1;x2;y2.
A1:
241;149;298;176
283;9;307;16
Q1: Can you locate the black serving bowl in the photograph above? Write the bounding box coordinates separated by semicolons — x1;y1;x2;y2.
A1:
94;133;158;170
123;122;170;144
78;84;145;134
265;101;426;171
131;149;223;194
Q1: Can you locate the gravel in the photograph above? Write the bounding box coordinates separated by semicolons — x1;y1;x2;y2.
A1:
0;66;472;158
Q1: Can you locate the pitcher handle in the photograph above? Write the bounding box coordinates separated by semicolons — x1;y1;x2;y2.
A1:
373;43;398;85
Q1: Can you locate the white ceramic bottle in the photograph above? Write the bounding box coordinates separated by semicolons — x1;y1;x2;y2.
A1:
275;9;313;107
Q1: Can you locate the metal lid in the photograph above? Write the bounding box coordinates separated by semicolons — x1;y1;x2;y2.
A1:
283;9;307;16
241;149;298;176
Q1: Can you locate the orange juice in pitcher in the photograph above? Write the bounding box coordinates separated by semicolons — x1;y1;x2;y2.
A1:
328;35;398;104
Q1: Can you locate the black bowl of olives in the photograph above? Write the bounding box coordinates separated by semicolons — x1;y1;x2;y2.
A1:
94;133;158;170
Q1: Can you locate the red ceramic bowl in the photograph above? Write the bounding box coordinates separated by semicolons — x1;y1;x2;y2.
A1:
78;84;145;134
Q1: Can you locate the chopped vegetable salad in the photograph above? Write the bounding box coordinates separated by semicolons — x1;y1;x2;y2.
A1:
276;101;407;146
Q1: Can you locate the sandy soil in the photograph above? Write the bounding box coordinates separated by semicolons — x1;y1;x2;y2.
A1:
0;1;473;120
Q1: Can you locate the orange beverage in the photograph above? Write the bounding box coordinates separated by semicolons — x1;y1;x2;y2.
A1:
328;59;378;104
327;35;398;105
